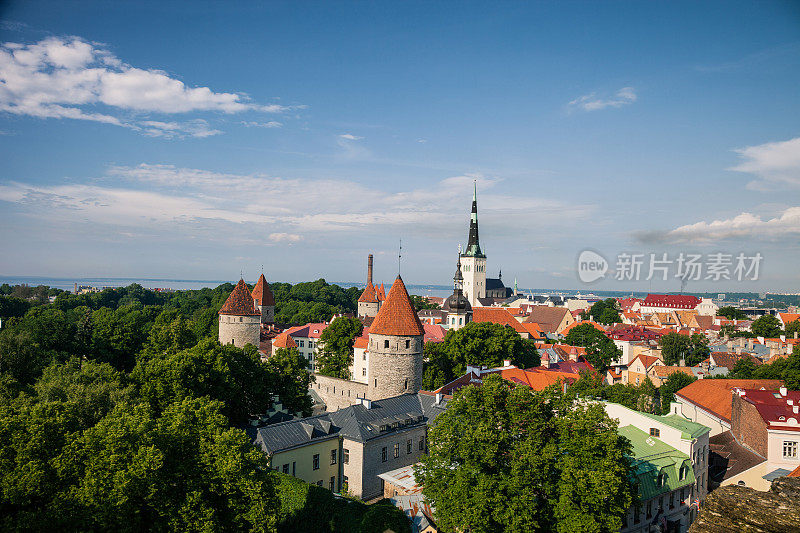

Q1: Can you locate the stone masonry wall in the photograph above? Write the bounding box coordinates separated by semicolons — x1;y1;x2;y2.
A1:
312;374;368;411
358;301;380;318
367;333;423;400
732;393;769;457
218;315;261;348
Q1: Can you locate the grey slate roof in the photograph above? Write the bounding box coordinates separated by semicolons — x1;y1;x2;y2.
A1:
252;393;450;454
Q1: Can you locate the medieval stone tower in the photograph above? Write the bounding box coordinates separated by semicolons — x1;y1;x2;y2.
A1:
357;254;384;318
460;182;486;307
252;273;275;324
366;275;425;399
218;279;261;348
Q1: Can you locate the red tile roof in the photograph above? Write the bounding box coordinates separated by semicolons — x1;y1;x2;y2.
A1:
472;307;529;335
789;465;800;477
353;336;369;349
370;276;425;336
738;388;800;431
358;280;379;303
272;332;297;349
642;294;701;309
219;279;261;316
500;367;579;390
285;322;329;339
423;324;446;343
631;354;661;371
675;379;783;423
251;274;275;307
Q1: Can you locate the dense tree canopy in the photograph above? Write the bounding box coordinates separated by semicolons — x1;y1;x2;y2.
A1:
750;314;783;338
658;332;710;367
0;282;339;531
315;317;363;379
589;298;621;325
717;306;746;320
726;345;800;389
563;323;621;372
416;374;636;533
421;322;539;390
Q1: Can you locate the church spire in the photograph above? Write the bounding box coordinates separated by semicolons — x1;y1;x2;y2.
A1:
463;180;485;258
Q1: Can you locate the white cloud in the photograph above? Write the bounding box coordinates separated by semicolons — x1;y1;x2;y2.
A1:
338;133;363;140
729;137;800;190
0;164;595;244
139;119;222;138
635;206;800;244
241;120;283;128
568;87;637;112
0;36;299;135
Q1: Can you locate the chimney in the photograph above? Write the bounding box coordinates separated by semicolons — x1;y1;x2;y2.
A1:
503;359;511;367
780;387;788;397
794;405;799;415
367;254;373;285
435;392;443;405
748;338;754;350
781;335;786;342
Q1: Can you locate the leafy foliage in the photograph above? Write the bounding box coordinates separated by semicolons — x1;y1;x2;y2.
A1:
316;317;363;379
717;306;746;320
658;332;710;367
421;321;540;390
563;323;621;372
415;374;635;533
589;298;621;325
750;314;783;338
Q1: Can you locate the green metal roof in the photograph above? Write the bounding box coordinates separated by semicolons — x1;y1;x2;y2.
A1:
638;411;710;440
618;425;696;501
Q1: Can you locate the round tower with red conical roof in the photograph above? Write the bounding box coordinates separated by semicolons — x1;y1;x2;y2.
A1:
218;279;261;348
367;275;425;399
252;273;275;324
357;254;381;318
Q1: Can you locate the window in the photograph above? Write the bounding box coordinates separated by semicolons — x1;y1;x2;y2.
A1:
404;379;408;390
419;435;425;451
292;462;296;476
646;500;652;519
679;465;687;480
363;353;367;361
330;449;337;465
239;317;242;322
680;488;685;503
393;443;400;458
343;449;349;465
384;340;389;348
298;340;304;347
649;428;660;437
329;476;335;491
633;505;641;524
657;473;664;487
313;454;320;470
783;441;798;459
374;379;378;387
669;491;675;509
407;439;413;454
658;496;664;512
405;340;410;349
282;464;289;474
362;368;367;377
382;447;387;462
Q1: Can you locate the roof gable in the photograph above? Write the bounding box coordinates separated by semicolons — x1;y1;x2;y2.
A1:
370;276;425;336
219;279;261;316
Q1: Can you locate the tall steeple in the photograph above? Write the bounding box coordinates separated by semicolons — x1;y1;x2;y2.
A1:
463;180;485;258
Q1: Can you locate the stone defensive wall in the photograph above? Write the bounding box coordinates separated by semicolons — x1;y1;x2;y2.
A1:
312;374;368;411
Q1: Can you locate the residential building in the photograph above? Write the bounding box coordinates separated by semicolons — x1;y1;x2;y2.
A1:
251;392;448;500
604;403;710;532
672;379;783;436
639;294;718;316
523;306;575;335
627;354;664;386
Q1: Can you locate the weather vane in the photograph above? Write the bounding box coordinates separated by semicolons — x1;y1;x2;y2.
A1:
398;238;402;275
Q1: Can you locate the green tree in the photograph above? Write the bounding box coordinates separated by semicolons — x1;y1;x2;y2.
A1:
784;320;800;339
658;332;709;367
358;499;412;533
717;306;746;320
415;374;635;533
52;398;278;532
751;314;783;338
563;323;620;372
316;318;363;379
589;298;621;325
656;372;696;414
131;339;274;425
265;347;315;417
409;294;439;311
421;322;540;390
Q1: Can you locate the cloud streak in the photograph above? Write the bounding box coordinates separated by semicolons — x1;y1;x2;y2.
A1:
635;206;800;245
729;137;800;190
0;36;300;137
568;87;637;112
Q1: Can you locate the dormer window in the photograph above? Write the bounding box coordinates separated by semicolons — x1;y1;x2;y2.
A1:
650;428;660;438
657;473;664;487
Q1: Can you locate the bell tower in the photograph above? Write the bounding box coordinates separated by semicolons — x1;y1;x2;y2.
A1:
460;181;486;307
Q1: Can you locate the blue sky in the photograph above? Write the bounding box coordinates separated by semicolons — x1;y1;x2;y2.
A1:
1;1;799;292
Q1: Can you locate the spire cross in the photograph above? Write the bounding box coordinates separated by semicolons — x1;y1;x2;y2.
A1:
398;238;402;275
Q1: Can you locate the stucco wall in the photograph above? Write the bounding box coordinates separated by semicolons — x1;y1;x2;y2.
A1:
676;397;731;437
312;374;368;411
218;314;260;348
359;426;427;500
270;436;342;490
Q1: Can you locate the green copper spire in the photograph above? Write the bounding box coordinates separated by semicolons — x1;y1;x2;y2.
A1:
463;180;485;257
